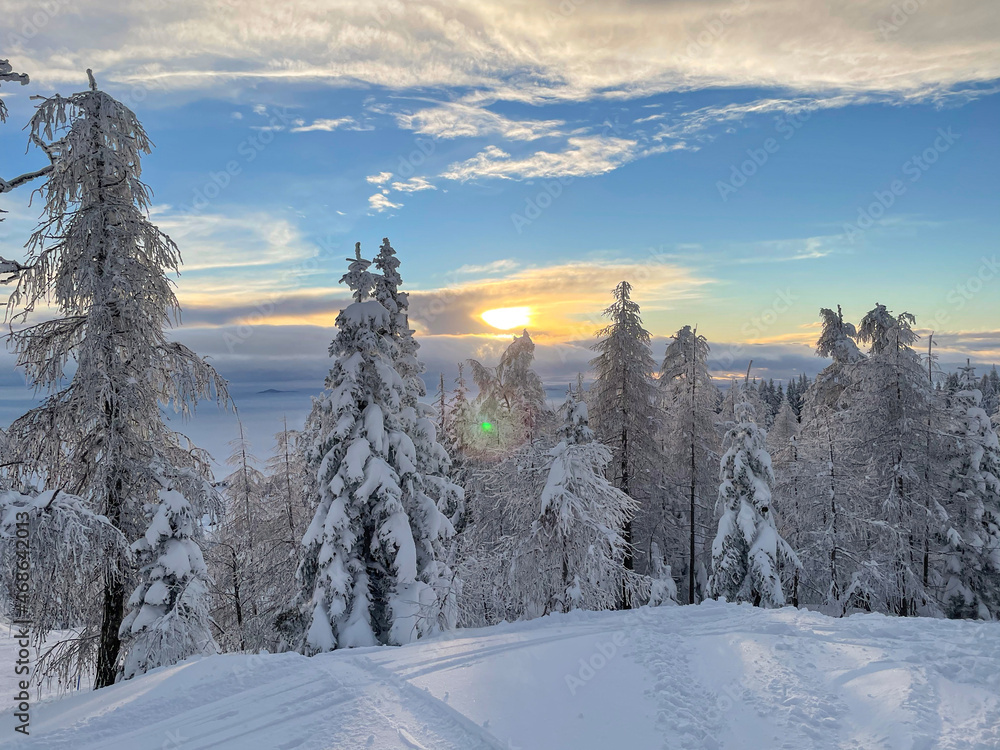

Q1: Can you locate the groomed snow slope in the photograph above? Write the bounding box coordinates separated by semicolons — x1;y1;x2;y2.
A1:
4;601;999;750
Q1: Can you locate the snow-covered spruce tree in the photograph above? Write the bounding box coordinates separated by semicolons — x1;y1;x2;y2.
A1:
941;362;1000;619
589;281;660;602
373;237;461;632
659;325;719;604
295;244;451;652
515;387;638;615
119;483;216;680
839;304;937;616
708;383;798;607
0;73;226;687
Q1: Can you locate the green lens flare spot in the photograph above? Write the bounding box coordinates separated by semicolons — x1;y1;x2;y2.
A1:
480;421;494;432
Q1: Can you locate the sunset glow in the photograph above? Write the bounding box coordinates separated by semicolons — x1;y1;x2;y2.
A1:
481;306;532;330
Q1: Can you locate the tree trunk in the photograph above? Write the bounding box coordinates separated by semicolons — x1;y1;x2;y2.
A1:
95;570;124;688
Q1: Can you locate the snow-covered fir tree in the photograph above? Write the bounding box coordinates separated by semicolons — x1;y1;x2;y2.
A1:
295;244;454;653
373;237;462;631
589;281;661;597
515;387;638;615
941;362;1000;619
119;485;216;680
0;72;226;687
709;382;798;607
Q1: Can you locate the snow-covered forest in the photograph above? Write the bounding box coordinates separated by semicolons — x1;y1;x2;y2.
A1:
0;70;998;708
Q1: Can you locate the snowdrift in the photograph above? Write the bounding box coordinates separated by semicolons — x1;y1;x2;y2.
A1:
4;601;999;749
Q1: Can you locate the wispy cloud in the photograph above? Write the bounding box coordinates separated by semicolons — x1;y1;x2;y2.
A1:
291;116;370;133
391;176;435;192
442;137;640;181
366;172;393;186
396;103;564;141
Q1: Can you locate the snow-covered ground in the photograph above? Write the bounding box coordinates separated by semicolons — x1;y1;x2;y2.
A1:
3;601;998;749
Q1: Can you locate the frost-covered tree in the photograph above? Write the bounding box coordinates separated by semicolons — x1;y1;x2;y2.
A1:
445;362;476;461
808;306;864;416
295;244;453;653
0;72;226;687
767;396;806;605
0;489;130;688
659;325;719;604
119;485;216;680
265;418;311;545
515;387;637;615
468;330;548;453
793;306;867;609
589;281;660;598
839;304;936;616
0;60;55;233
207;416;289;653
709;384;798;607
941;362;1000;619
0;59;29;123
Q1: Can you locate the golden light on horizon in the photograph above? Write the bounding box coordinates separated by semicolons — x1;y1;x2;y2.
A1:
481;306;532;331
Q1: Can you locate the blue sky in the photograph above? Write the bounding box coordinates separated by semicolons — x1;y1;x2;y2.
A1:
1;0;998;461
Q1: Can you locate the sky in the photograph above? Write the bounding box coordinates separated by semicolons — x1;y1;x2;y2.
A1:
0;0;998;462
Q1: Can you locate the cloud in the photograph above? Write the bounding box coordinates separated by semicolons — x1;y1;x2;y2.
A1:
368;193;402;212
291;116;369;132
391;176;435;192
366;171;393;185
404;258;715;339
396;103;564;141
729;236;844;264
168;255;713;343
453;259;520;276
441;137;641;181
151;208;315;273
12;0;997;108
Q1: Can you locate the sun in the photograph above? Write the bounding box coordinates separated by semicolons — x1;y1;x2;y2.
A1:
481;306;532;330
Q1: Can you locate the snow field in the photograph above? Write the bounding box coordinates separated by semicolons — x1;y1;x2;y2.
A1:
4;601;998;750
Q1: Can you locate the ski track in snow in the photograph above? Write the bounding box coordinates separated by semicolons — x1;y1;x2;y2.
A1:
2;602;998;750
